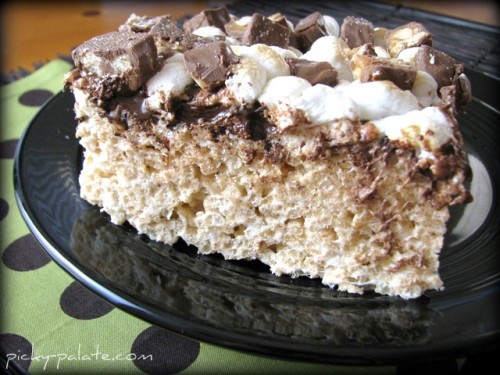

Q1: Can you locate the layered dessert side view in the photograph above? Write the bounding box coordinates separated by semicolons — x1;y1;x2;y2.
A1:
65;7;472;299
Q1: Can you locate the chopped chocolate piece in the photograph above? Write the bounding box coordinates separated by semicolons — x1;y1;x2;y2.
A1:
440;64;472;113
122;14;214;55
268;12;290;28
288;32;300;50
146;15;202;53
242;13;291;48
183;41;239;91
340;16;374;48
287;58;339;87
72;31;158;96
385;22;433;57
414;45;455;88
453;65;472;110
294;12;327;51
439;85;457;110
267;12;300;48
149;16;188;42
183;7;231;33
121;14;185;45
351;54;417;90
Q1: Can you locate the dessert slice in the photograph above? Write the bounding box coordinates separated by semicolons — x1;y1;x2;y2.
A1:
65;8;472;299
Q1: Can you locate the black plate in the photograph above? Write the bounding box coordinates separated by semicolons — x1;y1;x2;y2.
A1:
14;73;500;365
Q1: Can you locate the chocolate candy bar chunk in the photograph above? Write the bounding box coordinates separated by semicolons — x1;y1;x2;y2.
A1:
385;22;433;57
352;54;417;90
183;41;239;90
440;64;472;112
414;45;456;88
453;65;472;108
287;58;338;87
241;13;291;48
341;16;374;48
294;12;328;51
72;31;158;97
183;7;231;33
268;13;299;48
121;14;203;55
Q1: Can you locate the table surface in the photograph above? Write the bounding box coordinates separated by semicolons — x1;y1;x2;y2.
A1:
1;0;499;74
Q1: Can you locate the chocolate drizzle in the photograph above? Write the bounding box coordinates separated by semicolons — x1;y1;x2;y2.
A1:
175;100;271;141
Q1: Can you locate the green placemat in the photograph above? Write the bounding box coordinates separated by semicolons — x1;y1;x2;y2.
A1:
0;60;398;374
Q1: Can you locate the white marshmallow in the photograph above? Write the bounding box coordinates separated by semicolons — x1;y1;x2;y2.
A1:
300;36;353;81
373;27;388;48
340;80;419;121
372;107;454;150
374;46;391;58
270;45;300;59
259;76;311;104
165;53;184;63
323;15;340;37
146;54;193;96
192;26;226;38
411;71;440;108
397;47;420;65
259;77;358;131
224;36;240;46
287;46;303;57
235;15;252;26
295;84;359;125
231;44;290;79
225;57;267;105
258;76;312;131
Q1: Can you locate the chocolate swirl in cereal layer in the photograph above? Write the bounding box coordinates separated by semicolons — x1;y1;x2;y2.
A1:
65;7;472;299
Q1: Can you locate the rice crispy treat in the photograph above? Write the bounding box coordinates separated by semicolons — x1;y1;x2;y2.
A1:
64;8;472;299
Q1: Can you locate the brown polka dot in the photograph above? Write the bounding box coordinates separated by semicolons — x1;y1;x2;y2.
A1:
18;89;54;107
131;326;200;374
2;235;51;271
82;9;101;16
60;281;114;319
0;333;33;371
0;198;8;221
0;139;18;159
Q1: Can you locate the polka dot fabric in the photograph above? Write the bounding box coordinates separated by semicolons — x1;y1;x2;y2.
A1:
0;60;397;374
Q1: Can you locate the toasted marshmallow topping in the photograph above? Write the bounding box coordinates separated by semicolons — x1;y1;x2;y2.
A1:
411;71;440;107
372;107;454;150
259;76;312;103
323;15;340;37
270;46;301;59
231;44;290;79
338;80;419;121
398;47;420;65
259;76;358;131
146;54;193;97
225;57;267;105
69;9;472;155
192;25;226;37
295;84;359;125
